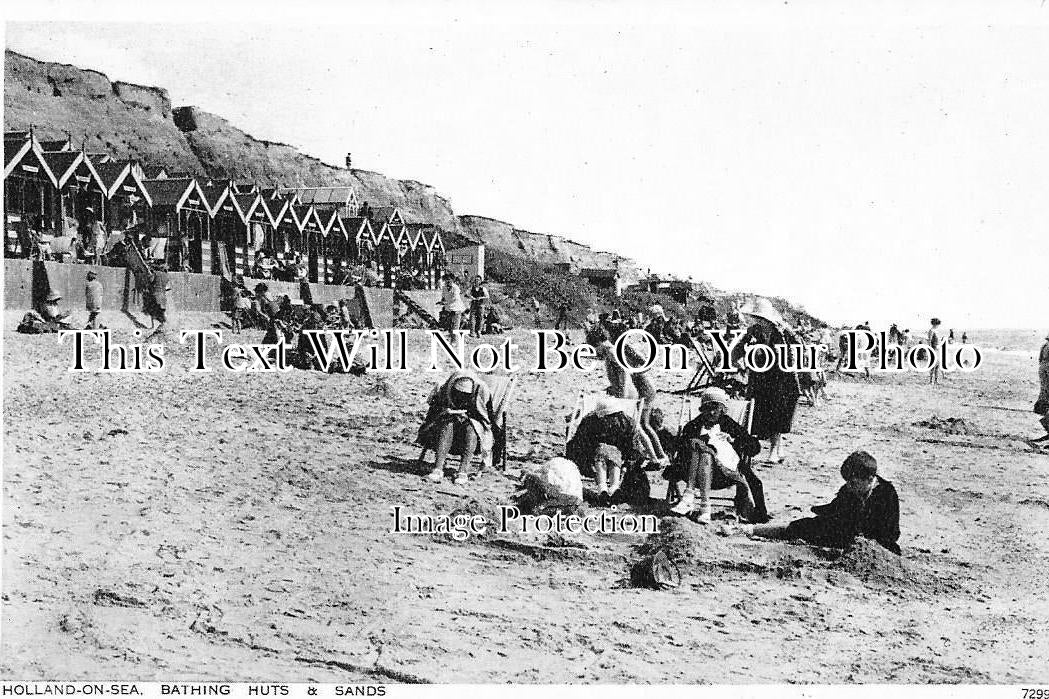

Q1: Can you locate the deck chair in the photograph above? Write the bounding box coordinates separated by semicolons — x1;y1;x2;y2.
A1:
664;395;755;512
564;392;644;444
478;373;517;471
674;335;736;395
418;373;518;472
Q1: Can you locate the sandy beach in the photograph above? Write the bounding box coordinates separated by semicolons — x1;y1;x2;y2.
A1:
3;316;1048;682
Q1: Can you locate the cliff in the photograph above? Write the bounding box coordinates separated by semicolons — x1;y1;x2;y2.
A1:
4;50;459;230
458;215;647;285
3;50;656;273
4;49;819;322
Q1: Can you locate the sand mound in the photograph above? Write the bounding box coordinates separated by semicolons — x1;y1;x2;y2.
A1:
637;518;754;567
433;498;503;544
832;538;910;583
913;416;973;435
636;520;956;594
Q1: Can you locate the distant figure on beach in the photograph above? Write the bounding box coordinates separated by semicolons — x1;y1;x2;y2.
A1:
961;331;968;344
948;329;955;343
734;298;800;464
467;276;489;338
145;261;170;335
85;271;103;330
554;302;569;334
1029;332;1049;449
528;293;545;327
741;450;901;555
437;273;467;339
927;318;944;385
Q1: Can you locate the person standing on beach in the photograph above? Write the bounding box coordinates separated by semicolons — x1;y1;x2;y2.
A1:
146;261;171;335
554;302;570;335
530;296;542;328
467;275;489;338
84;271;103;330
927;318;944;385
1029;333;1049;448
438;274;467;339
733;297;801;464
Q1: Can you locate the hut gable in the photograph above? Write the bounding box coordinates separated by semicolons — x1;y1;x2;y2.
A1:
93;159;153;205
4;135;58;185
230;192;262;223
199;182;230;216
341;216;374;244
143;177;208;212
42;151;100;189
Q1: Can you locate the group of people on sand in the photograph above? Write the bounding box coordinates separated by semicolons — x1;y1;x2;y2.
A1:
414;295;904;556
17;259;171;336
436;272;505;339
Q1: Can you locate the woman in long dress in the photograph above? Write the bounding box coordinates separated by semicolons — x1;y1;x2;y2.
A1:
1029;333;1049;447
734;298;801;464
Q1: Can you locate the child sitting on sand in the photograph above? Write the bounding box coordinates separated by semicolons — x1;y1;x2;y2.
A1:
740;450;901;554
649;407;676;458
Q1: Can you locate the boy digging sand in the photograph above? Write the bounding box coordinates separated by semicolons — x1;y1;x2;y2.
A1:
741;450;900;554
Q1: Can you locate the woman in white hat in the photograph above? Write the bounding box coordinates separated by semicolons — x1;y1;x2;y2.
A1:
736;297;801;464
666;387;767;523
1030;332;1049;448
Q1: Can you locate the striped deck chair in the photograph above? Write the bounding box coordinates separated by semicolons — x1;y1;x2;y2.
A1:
478;373;517;471
564;392;644;444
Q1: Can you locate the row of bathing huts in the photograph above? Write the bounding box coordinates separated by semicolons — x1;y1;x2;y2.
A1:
3;129;452;289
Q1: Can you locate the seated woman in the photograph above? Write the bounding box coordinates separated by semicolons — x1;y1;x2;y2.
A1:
665;387;767;523
417;371;494;486
743;450;900;554
565;397;646;506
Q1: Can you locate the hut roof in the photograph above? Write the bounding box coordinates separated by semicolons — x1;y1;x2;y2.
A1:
143;177;206;210
284;186;357;207
40;138;74;152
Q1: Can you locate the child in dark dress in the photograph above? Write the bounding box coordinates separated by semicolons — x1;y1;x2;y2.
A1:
743;450;901;554
649;408;676;458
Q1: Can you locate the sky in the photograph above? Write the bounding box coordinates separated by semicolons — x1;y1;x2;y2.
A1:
5;1;1049;330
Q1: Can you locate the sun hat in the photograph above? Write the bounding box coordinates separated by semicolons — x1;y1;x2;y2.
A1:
542;457;584;502
86;271;97;280
648;304;666;319
45;291;62;302
740;297;783;326
451;375;475;393
700;387;730;408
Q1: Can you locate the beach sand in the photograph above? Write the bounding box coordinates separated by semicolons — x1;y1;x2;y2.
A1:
3;316;1048;682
